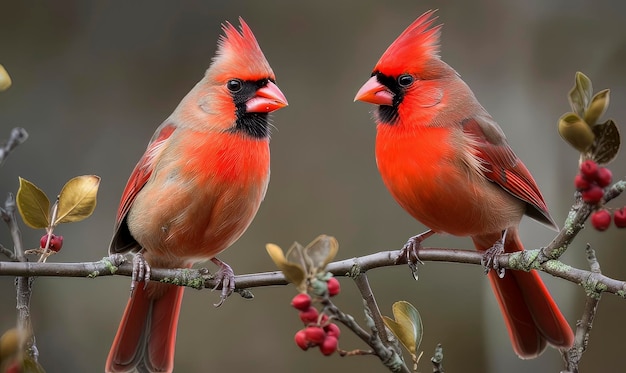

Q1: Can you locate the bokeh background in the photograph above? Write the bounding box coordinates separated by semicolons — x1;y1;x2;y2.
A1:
1;1;626;372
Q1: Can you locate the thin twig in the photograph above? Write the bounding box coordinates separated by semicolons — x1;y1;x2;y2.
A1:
2;194;25;261
0;127;28;167
431;343;444;373
354;272;408;372
541;180;625;260
0;243;16;261
353;272;391;345
2;193;38;362
560;244;602;373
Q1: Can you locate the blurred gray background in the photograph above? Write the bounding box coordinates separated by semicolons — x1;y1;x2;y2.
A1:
1;1;626;372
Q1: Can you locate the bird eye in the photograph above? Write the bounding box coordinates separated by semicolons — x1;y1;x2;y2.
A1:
397;74;414;87
226;79;243;93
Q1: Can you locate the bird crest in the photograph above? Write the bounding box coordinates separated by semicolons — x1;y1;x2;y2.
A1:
375;10;442;76
210;17;274;81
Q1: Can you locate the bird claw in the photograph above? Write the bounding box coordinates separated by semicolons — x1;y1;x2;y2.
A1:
210;258;236;307
481;239;505;278
130;252;151;295
397;230;434;281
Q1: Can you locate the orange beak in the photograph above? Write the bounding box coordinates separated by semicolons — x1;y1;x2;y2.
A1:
354;76;394;106
246;81;288;113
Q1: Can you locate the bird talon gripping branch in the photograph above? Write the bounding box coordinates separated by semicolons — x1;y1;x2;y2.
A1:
398;230;433;280
211;257;236;307
130;252;151;294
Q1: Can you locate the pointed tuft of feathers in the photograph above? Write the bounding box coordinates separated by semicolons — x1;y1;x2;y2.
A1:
209;18;274;82
375;10;443;76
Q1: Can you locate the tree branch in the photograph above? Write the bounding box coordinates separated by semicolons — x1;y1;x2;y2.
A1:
541;180;625;261
560;244;602;373
0;127;28;167
1;193;38;362
1;246;624;299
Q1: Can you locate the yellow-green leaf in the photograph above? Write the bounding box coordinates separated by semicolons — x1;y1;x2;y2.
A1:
266;243;306;290
0;328;20;361
584;89;610;126
55;175;100;224
558;112;595;152
303;235;338;273
16;177;50;229
383;301;422;354
568;71;593;117
0;64;11;91
22;356;47;373
285;241;308;274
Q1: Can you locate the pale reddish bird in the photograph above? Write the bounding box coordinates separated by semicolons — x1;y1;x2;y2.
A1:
105;18;287;373
355;10;573;358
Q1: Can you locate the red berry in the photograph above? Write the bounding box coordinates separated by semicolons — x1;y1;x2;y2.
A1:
614;208;626;228
591;209;611;231
574;174;591;191
327;277;340;297
294;329;310;351
319;314;329;324
580;160;598;180
5;361;21;373
299;307;319;324
324;323;341;338
319;336;338;356
582;185;604;204
291;293;312;311
596;167;613;188
304;326;326;345
40;234;63;252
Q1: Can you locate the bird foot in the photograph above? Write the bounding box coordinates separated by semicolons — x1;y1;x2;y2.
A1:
481;238;506;278
130;252;151;295
397;230;434;280
211;258;236;307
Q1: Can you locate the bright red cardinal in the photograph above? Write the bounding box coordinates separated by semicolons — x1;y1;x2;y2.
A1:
105;18;287;373
355;10;573;358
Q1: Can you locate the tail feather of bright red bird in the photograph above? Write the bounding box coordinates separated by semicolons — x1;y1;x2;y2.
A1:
105;283;184;372
474;232;574;358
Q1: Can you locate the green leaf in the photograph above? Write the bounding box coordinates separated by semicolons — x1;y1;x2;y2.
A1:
16;177;50;229
0;64;11;91
383;301;423;354
303;235;338;273
558;112;594;152
568;71;593;117
55;175;100;224
589;119;620;165
266;243;306;290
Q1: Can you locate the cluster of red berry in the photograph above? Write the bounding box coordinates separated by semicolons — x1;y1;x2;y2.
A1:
575;160;625;231
39;233;63;252
292;276;341;356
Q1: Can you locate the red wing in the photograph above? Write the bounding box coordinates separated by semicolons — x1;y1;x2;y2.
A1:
462;117;557;230
110;124;176;255
115;123;176;225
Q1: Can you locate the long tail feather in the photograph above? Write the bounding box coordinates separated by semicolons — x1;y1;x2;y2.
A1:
474;231;573;358
106;283;184;373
